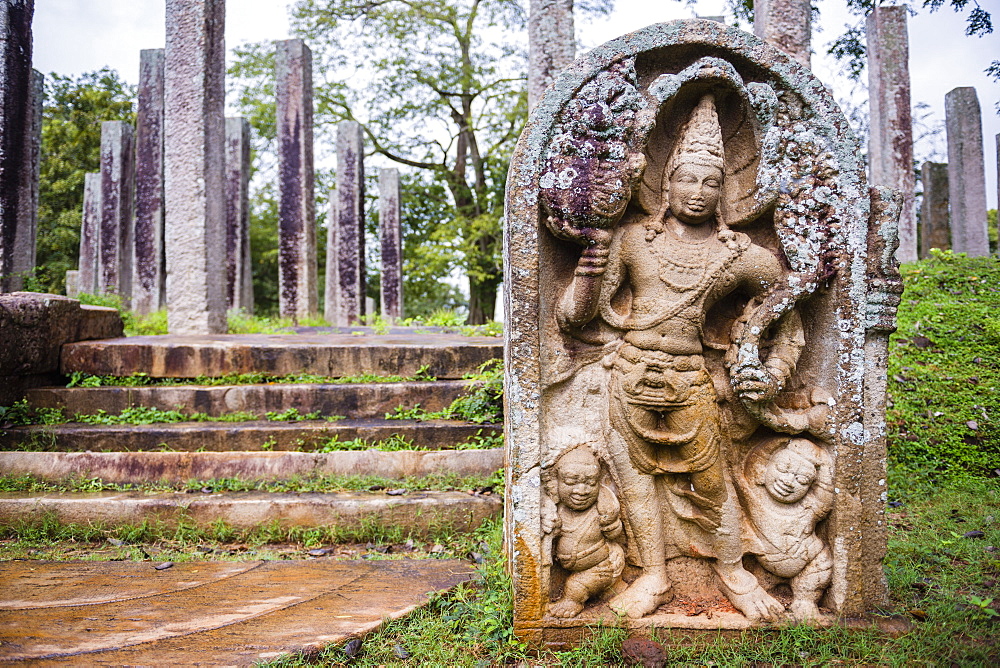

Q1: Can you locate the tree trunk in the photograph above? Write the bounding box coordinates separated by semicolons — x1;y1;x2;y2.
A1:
468;272;500;325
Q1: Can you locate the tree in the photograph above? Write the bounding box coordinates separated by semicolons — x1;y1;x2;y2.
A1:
35;69;135;293
231;0;528;323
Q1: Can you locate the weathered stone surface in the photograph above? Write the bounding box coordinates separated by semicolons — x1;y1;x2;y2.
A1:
505;20;897;644
945;86;989;257
326;120;365;325
920;161;949;256
77;172;101;294
867;6;916;262
61;332;502;378
164;0;227;334
133;48;166;315
528;0;575;110
0;0;34;293
277;39;317;320
0;293;123;405
98;121;136;305
0;294;123;376
0;559;474;664
28;380;476;418
0;490;501;534
754;0;810;67
0;419;499;452
225;116;254;312
0;448;504;483
380;167;403;319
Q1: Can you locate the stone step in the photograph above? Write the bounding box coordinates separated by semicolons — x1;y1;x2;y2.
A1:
61;332;503;379
0;490;501;535
0;449;504;484
25;380;472;419
0;559;474;664
0;418;500;452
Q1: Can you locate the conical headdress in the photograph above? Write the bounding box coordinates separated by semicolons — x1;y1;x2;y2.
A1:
666;94;725;179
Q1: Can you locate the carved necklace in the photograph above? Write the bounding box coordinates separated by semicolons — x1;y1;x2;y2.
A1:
650;226;719;293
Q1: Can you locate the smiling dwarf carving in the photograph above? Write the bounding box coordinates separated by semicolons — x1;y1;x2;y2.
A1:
736;438;835;621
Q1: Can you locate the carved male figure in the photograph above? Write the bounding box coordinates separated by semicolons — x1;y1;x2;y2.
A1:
541;443;626;618
738;438;834;621
556;94;804;620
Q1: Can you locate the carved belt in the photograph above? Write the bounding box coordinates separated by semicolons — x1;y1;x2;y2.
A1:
614;345;707;409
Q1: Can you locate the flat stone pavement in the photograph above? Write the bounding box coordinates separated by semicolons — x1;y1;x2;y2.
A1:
0;558;475;665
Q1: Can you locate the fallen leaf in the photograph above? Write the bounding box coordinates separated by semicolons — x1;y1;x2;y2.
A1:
343;637;362;658
908;609;927;621
963;530;985;539
154;562;174;571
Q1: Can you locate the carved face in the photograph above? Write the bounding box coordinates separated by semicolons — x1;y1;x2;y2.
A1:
556;448;601;511
667;163;723;225
763;449;816;504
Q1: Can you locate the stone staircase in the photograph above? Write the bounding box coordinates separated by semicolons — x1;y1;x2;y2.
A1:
0;330;505;536
0;328;505;663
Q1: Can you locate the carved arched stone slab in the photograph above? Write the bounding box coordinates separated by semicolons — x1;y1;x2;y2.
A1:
505;19;900;647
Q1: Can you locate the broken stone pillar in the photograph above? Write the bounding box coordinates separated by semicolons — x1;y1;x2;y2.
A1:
753;0;810;67
528;0;575;110
505;19;899;645
224;116;253;313
379;167;402;320
325;120;365;326
867;5;916;263
164;0;227;334
133;48;166;315
276;38;317;319
78;173;101;295
0;0;35;293
98;121;136;305
920;162;950;257
945;87;989;257
64;270;79;298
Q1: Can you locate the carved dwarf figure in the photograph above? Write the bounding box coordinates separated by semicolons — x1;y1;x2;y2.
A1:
541;443;626;618
738;438;834;621
556;94;805;620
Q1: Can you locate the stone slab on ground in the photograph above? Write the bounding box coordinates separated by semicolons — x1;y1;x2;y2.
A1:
26;380;474;419
61;333;503;379
0;418;499;451
0;558;474;665
0;448;504;483
0;490;501;534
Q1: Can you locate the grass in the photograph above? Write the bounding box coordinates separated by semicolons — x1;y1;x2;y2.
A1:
63;366;438;389
887;250;1000;479
0;470;503;495
386;359;503;425
0;402;342;426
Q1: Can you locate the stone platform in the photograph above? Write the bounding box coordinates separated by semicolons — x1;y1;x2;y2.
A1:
61;333;503;379
0;558;474;665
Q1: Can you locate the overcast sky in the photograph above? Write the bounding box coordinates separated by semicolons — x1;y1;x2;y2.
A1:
33;0;1000;209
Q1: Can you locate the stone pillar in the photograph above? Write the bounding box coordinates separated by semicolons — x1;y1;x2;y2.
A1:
0;0;35;292
98;121;136;305
920;162;949;257
753;0;810;67
78;172;101;294
379;167;402;320
8;68;42;290
325;120;365;326
528;0;575;111
224;116;253;312
133;48;165;315
164;0;227;334
945;87;989;257
276;38;317;319
866;5;916;263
